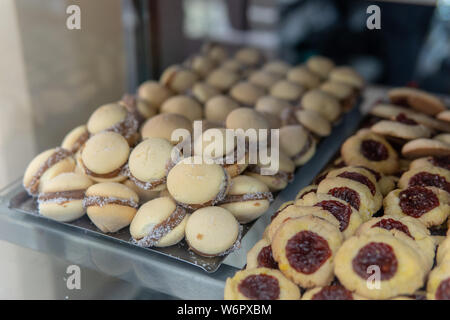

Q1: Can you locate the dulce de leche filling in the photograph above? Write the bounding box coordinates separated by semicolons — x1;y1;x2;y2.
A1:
123;164;167;191
83;195;139;209
70;131;90;153
132;205;187;247
220;192;273;205
38;189;85;205
80;155;125;179
246;165;294;183
25;148;73;196
292;134;313;162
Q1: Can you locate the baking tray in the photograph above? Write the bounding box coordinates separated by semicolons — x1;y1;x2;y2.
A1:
7;106;364;273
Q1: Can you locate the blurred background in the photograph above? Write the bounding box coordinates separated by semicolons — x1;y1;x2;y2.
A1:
0;0;448;298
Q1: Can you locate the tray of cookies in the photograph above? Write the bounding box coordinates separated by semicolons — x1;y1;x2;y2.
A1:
224;86;450;299
7;44;365;273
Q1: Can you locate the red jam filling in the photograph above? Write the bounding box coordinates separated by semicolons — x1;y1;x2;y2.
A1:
314;200;351;231
337;171;376;195
436;278;450;300
408;172;450;193
314;173;328;185
399;186;439;218
430;156;450;171
257;245;278;269
395;113;418;125
328;187;360;211
352;242;398;281
360;139;389;161
372;218;414;239
238;274;280;300
312;285;354;300
285;231;331;274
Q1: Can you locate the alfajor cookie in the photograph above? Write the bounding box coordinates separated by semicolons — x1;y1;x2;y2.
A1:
225;108;269;131
130;197;188;247
306;56;335;79
287;66;321;89
140;113;192;144
160;95;203;122
185;206;240;257
61;125;89;153
83;182;139;233
23;148;75;196
229;81;265;107
202;43;228;63
120;94;157;124
204;95;240;123
388;87;446;116
262;60;291;77
38;172;93;222
184;55;216;78
279;125;316;166
206;68;240;92
270;80;305;103
255;96;291;117
294;109;332;137
248;70;281;90
234;47;263;67
329;66;364;90
189;82;220;104
320;81;357;112
138;80;173;110
123;179;160;203
160;65;198;93
219;175;273;224
301;89;341;122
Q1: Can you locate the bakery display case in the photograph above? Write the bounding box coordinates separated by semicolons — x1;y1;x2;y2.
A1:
1;0;449;301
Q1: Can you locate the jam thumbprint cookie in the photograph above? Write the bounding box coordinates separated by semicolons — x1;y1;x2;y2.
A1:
272;215;343;288
341;129;399;174
384;186;450;228
334;234;426;299
402;138;450;158
267;205;340;242
317;177;379;221
246;238;278;270
301;284;366;300
295;184;318;201
437;236;450;265
388;87;446;116
299;193;363;239
370;113;431;141
224;268;301;300
398;166;450;194
427;262;450;300
409;155;450;172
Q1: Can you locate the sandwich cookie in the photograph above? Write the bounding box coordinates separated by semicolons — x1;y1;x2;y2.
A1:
160;65;198;93
206;68;240;92
38;172;93;222
301;89;341;122
219;175;273;224
61;125;89;153
437;110;450;123
204;95;240;123
193;128;248;177
23;148;75;196
80;131;129;183
329;66;364;90
202;43;228;63
130;197;189;248
246;238;278;270
83;182;139;233
245;151;295;192
388;87;446;116
86;102;139;145
234;47;264;67
188;82;220;104
270;80;305;103
224;267;300;300
255;96;291;118
294;109;332;137
140;113;192;144
262;60;291;77
320;81;357;111
167;156;230;210
248;70;281;90
185;206;241;257
120;94;157;123
160;95;203;122
138;80;173;110
229;81;265;107
279;125;316;166
123;179;160;203
184;55;216;78
221;59;245;74
125;138;173;192
306;56;335;79
287;66;321;89
225;107;270;132
402;138;450;158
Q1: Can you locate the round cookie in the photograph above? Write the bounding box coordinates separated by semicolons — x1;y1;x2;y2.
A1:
248;70;281;90
140;113;192;145
306;56;335;79
295;109;332;137
334;233;426;299
437;236;450;265
160;95;203;121
38;172;93;222
224;267;300;300
255;96;291;117
225;108;270;132
410;155;450;172
407;112;450;133
271;215;343;288
301;89;341;122
329;66;364;90
83;182;139;233
287;66;321;89
371;114;432;141
126;138;173;192
369;103;414;120
341;129;399;174
120;94;157;123
427;262;450;300
130;197;188;247
202;43;228;63
219;175;273;224
23;148;75;196
279;125;316;166
80;131;129;183
61;125;89;153
185;206;240;257
246;238;278;270
398;166;450;193
295;184;318;201
270;80;305;103
302;285;365;300
204;95;240;123
221;58;244;73
383;186;450;228
206;68;240;92
234;47;263;67
166;156;230;210
184;55;216;78
160;65;198;93
388;87;446;116
320;81;356;112
402;138;450;158
123;179;160;203
138;80;173;109
86;102;138;142
437;110;450;123
262;60;291;77
189;82;220;104
229;81;265;107
434;134;450;145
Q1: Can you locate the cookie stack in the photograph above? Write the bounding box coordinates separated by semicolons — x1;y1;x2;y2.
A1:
225;87;450;300
22;44;363;261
